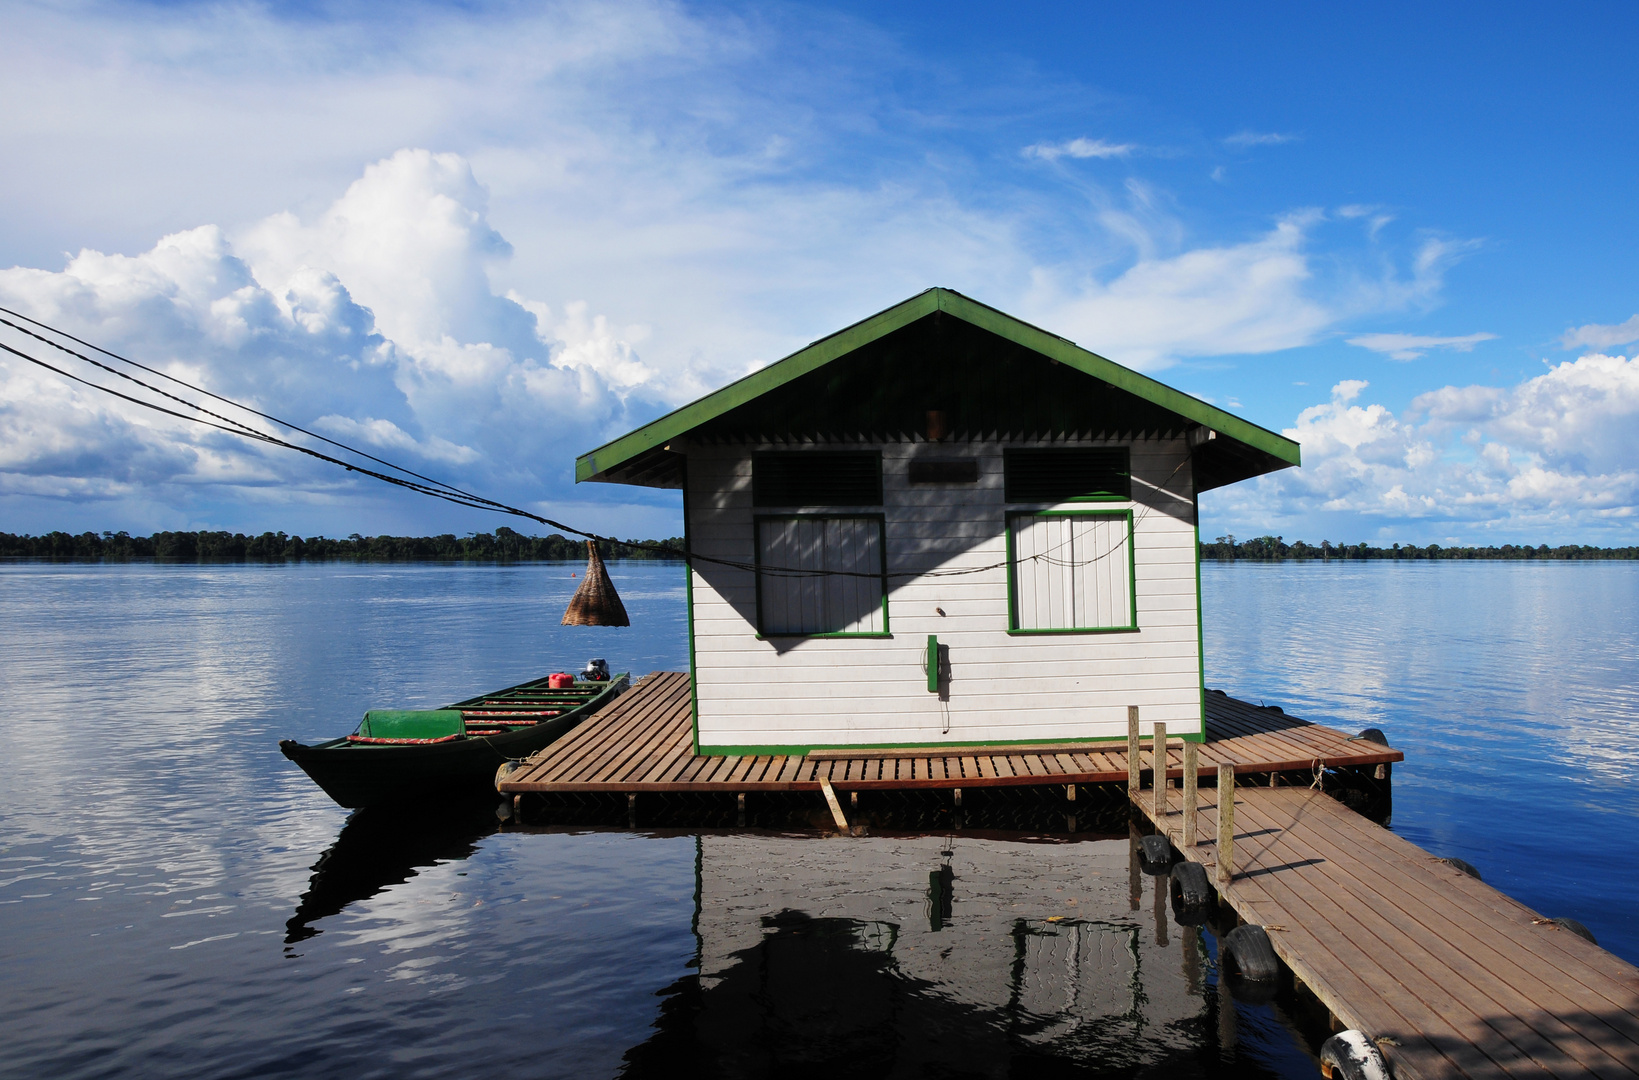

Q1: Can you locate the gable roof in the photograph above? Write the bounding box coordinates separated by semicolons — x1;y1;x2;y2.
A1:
576;288;1300;493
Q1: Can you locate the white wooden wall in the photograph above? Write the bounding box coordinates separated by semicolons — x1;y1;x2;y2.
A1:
685;436;1202;751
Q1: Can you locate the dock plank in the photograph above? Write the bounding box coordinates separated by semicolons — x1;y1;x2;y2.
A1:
500;673;1402;795
1141;784;1639;1080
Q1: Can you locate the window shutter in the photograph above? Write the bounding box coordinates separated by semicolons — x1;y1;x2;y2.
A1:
753;451;883;506
1003;448;1130;502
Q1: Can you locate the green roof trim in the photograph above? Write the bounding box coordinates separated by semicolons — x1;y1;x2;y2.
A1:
576;288;1298;483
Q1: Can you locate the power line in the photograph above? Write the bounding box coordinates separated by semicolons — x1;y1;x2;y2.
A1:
0;311;1189;581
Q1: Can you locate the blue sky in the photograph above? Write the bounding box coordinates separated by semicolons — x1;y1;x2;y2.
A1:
1;0;1636;544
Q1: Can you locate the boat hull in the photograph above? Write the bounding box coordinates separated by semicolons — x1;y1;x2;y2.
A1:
281;674;628;808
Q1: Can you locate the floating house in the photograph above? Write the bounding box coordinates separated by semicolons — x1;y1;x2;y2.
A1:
577;289;1299;754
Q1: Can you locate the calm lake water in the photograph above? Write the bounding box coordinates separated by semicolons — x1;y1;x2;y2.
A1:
1;559;1634;1079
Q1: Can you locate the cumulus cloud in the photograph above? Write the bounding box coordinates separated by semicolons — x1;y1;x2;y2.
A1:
1346;331;1498;361
0;150;661;526
1023;137;1135;161
1211;354;1639;540
1223;131;1297;148
1560;314;1639;351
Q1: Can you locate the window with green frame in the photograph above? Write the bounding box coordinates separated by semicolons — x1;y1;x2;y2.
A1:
755;515;888;636
1007;509;1136;632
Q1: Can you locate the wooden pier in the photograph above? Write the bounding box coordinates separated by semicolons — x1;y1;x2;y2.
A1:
1136;782;1639;1079
496;671;1400;794
499;671;1639;1078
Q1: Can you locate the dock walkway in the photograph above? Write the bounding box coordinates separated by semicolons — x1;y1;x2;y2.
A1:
1139;784;1639;1079
497;671;1400;794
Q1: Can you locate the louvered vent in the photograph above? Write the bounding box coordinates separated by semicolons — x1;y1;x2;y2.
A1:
753;451;883;506
1003;448;1131;502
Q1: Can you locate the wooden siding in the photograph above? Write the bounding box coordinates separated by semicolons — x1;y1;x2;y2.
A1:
686;437;1202;750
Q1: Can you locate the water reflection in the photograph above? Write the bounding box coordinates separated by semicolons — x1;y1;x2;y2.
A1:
284;795;499;946
620;833;1317;1078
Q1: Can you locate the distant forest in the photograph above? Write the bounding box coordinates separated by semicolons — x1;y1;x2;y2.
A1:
3;529;1635;562
0;527;684;561
1201;535;1639;561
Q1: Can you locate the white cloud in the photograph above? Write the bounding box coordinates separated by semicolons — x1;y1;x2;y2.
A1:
1560;314;1639;351
1224;131;1297;148
1029;214;1328;368
1023;138;1135;161
311;416;480;466
0;151;661;527
0;3;1497;535
1346;331;1498;361
1209;354;1639;541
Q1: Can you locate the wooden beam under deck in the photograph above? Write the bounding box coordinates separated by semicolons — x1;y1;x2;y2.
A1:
497;671;1402;795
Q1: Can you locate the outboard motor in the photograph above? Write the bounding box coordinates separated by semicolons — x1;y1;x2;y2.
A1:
582;658;610;682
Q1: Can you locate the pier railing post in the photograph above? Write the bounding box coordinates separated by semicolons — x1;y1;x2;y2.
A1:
1127;706;1141;797
1182;741;1198;848
1217;763;1235;884
1152;721;1168;821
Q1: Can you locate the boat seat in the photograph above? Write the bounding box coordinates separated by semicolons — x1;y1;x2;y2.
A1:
355;709;466;740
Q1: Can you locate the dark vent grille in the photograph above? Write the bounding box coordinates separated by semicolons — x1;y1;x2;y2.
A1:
1004;448;1130;502
753;451;883;506
908;459;979;485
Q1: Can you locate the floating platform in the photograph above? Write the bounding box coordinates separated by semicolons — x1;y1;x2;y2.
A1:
1136;783;1639;1080
496;671;1401;794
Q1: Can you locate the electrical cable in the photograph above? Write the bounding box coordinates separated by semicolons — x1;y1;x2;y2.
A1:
0;311;1193;582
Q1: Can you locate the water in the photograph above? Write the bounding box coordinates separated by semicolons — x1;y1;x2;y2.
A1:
0;559;1634;1078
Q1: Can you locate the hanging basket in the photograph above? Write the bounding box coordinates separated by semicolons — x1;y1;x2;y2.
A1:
562;540;630;626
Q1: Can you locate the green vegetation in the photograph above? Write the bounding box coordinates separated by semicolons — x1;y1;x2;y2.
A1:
0;527;684;562
1200;535;1639;561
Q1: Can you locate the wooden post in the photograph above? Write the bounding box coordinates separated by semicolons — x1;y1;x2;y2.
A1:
953;787;962;807
1127;705;1141;796
1182;741;1198;848
1216;763;1235;884
737;792;746;827
1152;721;1168;821
627;792;638;828
819;778;849;832
1066;784;1076;802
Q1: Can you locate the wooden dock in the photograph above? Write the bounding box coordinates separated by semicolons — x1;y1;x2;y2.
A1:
1138;783;1639;1079
497;671;1401;794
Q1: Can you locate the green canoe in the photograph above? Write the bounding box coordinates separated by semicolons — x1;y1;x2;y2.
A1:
280;671;629;808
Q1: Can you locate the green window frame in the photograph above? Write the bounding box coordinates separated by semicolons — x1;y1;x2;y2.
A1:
754;513;890;638
1005;508;1137;634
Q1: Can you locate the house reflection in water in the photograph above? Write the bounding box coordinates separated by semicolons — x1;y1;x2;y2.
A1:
621;834;1310;1078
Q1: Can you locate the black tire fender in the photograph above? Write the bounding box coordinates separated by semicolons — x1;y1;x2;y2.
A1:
1170;860;1212;906
1221;924;1280;981
1549;917;1597;945
1438;857;1482;881
1139;833;1173;872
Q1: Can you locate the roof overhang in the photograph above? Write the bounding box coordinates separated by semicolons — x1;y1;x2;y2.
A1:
576;288;1299;493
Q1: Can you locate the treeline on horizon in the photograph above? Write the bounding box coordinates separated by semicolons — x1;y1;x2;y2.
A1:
1200;535;1639;561
3;528;1635;563
0;527;684;562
